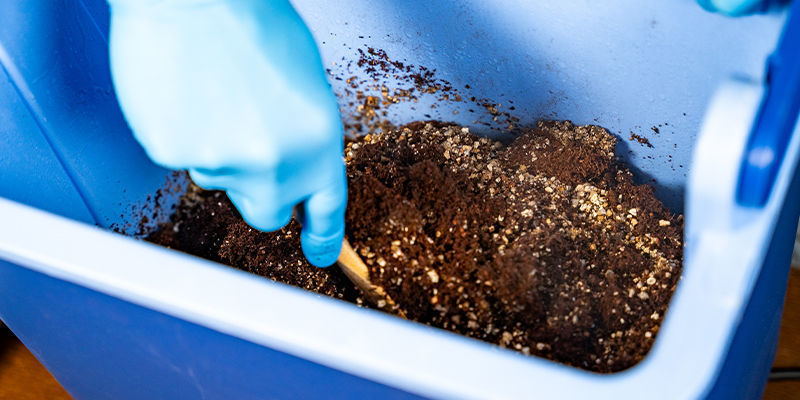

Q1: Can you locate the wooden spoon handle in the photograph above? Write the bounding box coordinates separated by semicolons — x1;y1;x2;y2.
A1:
337;239;371;286
337;238;406;318
291;207;403;316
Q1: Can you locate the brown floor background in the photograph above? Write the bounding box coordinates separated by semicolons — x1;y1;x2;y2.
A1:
764;268;800;399
2;269;800;399
0;327;70;400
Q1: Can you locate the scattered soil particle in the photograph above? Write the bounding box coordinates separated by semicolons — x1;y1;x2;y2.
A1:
146;120;683;373
629;132;654;148
328;46;520;137
111;171;187;236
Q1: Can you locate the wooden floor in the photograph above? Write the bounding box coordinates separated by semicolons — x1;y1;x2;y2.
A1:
763;268;800;399
0;328;71;400
2;269;800;399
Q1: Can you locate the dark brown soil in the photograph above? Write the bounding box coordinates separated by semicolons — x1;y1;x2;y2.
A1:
146;120;683;373
145;187;361;302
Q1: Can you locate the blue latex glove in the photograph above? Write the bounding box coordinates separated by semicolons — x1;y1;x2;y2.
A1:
698;0;787;16
107;0;346;267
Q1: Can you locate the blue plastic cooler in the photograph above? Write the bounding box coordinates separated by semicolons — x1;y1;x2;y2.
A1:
1;0;799;399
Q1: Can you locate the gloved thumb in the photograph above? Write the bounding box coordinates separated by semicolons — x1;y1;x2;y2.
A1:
298;167;347;267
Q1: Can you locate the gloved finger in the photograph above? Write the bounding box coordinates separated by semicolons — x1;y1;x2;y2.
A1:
299;165;347;267
189;168;235;191
228;190;294;232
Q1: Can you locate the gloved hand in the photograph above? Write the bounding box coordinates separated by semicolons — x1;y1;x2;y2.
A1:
698;0;787;16
108;0;346;267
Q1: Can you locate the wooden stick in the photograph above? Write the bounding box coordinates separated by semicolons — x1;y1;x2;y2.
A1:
337;239;406;318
